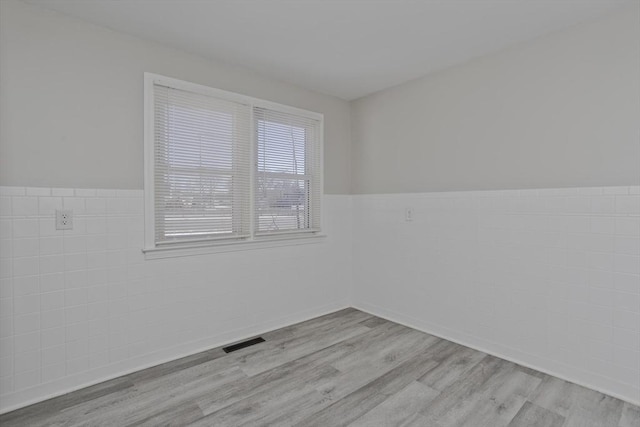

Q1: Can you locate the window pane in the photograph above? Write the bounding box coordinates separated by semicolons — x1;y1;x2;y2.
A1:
253;106;321;235
159;173;234;237
147;77;321;249
153;83;251;244
256;119;306;175
255;176;309;233
165;106;233;170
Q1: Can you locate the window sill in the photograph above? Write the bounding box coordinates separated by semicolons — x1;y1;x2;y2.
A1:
142;233;327;260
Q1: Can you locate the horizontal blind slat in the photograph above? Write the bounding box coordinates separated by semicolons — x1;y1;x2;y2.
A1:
154;84;251;244
253;106;321;235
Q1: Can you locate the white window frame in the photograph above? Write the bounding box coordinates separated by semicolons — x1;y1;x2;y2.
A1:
143;73;324;259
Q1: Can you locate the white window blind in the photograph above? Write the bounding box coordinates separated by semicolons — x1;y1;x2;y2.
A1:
145;73;323;254
254;107;321;235
153;83;251;245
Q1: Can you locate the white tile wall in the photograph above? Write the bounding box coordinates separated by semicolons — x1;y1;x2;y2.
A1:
1;185;638;410
0;187;352;412
352;186;640;405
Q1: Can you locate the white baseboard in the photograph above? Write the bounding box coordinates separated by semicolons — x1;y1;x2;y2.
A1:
3;299;637;414
0;300;350;414
352;301;640;407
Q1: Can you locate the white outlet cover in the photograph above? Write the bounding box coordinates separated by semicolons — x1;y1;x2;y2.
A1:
56;209;73;230
405;207;413;221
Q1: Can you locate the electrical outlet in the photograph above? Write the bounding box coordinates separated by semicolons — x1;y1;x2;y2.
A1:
405;207;413;222
56;209;73;230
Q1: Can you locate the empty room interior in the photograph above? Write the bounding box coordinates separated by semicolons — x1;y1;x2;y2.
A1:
0;0;639;425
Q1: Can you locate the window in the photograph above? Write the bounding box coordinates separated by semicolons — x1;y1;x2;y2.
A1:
254;108;321;236
144;73;323;254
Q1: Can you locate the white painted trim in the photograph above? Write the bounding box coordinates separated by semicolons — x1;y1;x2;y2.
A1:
0;300;349;415
249;100;256;240
143;72;325;256
2;298;637;413
142;233;326;259
145;73;323;121
143;72;156;251
317;117;325;234
352;301;640;407
349;185;638;198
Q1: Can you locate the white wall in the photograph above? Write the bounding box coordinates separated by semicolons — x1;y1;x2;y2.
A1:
2;185;638;410
351;4;640;194
2;0;639;413
352;186;640;404
0;1;354;411
348;4;640;406
0;186;352;411
0;0;352;194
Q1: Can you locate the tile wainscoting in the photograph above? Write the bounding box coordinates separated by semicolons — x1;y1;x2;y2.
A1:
1;185;639;411
0;188;353;412
353;186;640;405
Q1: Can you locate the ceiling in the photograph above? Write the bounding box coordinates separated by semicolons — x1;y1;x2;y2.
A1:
25;0;632;100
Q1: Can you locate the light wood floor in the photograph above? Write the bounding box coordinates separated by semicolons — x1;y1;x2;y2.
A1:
1;308;638;426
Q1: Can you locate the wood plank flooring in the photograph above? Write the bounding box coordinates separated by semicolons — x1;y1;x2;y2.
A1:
1;308;638;426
